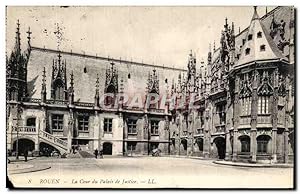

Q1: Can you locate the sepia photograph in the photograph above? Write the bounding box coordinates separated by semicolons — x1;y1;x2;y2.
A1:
5;5;295;189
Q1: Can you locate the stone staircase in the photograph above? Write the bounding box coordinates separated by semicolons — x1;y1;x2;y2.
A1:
78;150;95;158
39;130;68;155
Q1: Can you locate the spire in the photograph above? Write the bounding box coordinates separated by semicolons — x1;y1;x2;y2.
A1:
70;71;74;88
251;6;259;21
266;7;268;15
68;71;74;104
58;52;62;66
14;20;21;55
213;40;216;52
26;26;32;48
41;67;47;103
224;17;228;31
208;43;212;63
94;74;100;107
231;22;235;35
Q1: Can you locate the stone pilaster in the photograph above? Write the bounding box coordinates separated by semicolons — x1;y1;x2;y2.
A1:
283;128;289;163
250;129;257;162
271;68;279;163
225;130;232;160
232;75;240;161
123;117;128;156
250;69;258;163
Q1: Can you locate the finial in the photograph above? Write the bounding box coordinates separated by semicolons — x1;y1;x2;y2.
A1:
70;71;74;86
96;74;99;88
266;6;268;14
252;6;259;20
213;40;216;51
224;17;228;30
26;27;32;41
14;19;21;54
58;52;62;65
42;67;46;84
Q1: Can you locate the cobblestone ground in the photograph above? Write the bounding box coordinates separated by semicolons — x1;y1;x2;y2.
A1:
7;156;294;188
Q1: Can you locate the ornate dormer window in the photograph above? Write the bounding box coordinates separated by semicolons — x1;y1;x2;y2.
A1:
51;52;67;101
260;45;266;52
104;62;118;107
257;31;262;38
245;48;251;55
248;34;253;41
146;69;160;109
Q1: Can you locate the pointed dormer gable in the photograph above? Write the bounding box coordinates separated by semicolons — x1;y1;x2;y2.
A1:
236;7;288;68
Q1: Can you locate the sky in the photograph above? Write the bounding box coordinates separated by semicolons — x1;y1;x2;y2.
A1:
6;6;276;69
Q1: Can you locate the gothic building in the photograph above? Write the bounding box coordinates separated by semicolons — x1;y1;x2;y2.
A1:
6;6;294;163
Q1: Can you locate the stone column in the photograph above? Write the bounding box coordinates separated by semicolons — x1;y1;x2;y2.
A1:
271;129;277;163
203;104;211;158
123;117;128;156
34;142;40;152
175;134;180;156
225;130;232;160
250;129;257;162
232;76;240;162
271;68;279;163
283;128;289;163
225;80;233;161
250;70;258;163
232;129;238;161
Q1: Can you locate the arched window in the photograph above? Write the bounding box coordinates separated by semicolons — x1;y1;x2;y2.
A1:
196;138;204;151
257;135;271;154
239;135;250;153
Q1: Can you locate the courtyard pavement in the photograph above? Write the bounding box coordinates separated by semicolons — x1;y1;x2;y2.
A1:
7;156;294;189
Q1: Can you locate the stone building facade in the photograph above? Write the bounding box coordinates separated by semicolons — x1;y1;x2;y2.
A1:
6;6;294;163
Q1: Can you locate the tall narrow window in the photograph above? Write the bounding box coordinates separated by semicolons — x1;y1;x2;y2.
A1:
258;96;269;114
78;115;89;131
54;81;64;100
128;119;137;134
52;114;64;131
104;118;113;133
150;120;159;135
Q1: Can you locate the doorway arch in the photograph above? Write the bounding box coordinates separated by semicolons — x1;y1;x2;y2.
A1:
13;138;35;153
213;137;226;159
103;142;113;155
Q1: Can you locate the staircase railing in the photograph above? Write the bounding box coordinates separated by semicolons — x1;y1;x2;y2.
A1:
39;130;68;151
